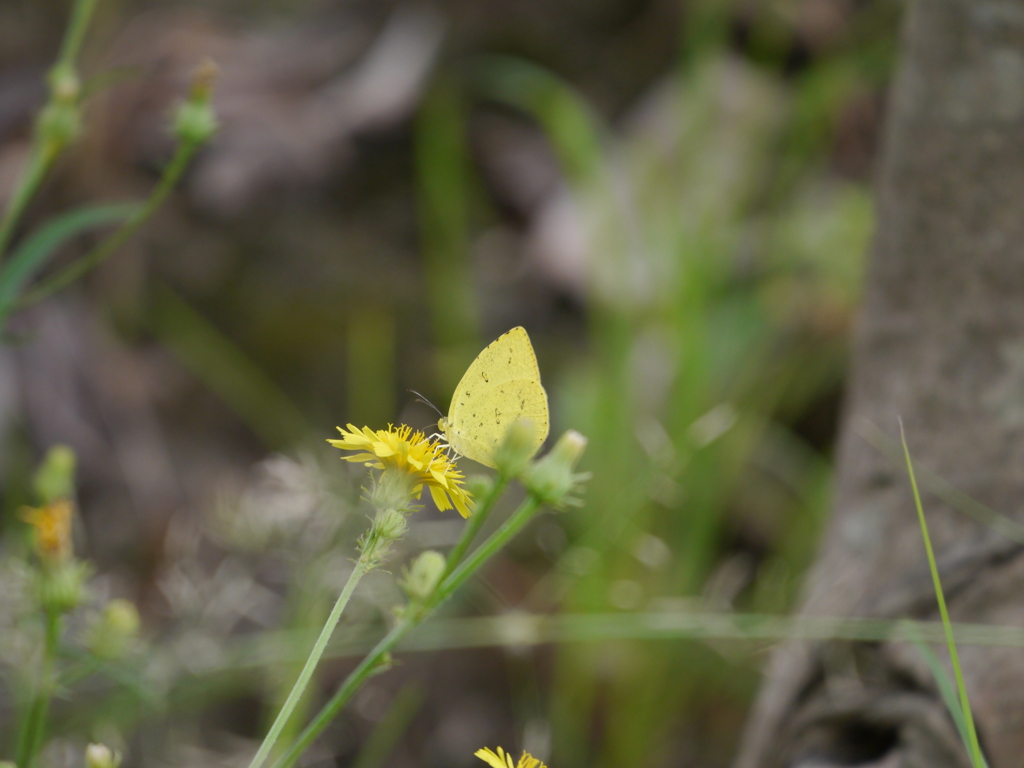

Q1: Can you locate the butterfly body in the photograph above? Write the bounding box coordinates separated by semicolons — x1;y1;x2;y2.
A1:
439;327;549;468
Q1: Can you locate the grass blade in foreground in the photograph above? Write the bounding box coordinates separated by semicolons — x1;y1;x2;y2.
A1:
900;422;985;768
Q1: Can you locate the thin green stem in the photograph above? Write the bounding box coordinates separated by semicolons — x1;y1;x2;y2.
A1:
12;138;200;313
270;619;414;768
442;475;509;578
0;147;56;263
271;494;543;768
56;0;99;67
247;556;371;768
901;423;985;767
0;0;99;264
433;496;540;606
16;608;61;768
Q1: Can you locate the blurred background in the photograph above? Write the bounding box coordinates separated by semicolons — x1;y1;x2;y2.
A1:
0;0;901;766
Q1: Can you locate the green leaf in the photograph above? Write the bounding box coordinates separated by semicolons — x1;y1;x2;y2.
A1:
0;203;137;318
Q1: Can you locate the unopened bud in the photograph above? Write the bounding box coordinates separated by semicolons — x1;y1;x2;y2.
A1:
172;59;219;145
48;63;80;102
360;506;408;567
467;474;494;500
493;419;541;479
523;430;588;506
36;103;79;154
374;508;409;542
400;550;446;602
85;743;121;768
36;560;90;614
35;64;81;153
189;58;219;102
88;598;141;659
34;445;76;505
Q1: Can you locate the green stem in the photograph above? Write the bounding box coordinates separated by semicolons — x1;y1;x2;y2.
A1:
12;138;200;312
247;556;372;768
901;424;985;767
16;609;61;768
0;0;99;264
442;475;509;579
56;0;99;67
0;146;56;264
270;495;543;768
433;496;541;606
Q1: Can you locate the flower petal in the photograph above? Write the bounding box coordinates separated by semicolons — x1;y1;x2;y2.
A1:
372;441;397;457
429;483;452;511
452;491;472;519
474;749;512;768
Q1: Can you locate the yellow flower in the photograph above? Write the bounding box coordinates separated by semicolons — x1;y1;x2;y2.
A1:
22;498;74;561
329;424;473;518
475;747;546;768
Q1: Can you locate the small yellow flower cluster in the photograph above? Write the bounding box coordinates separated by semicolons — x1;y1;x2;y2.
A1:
22;499;74;562
475;747;547;768
329;424;473;518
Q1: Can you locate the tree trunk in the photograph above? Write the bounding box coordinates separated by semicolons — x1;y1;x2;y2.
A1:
735;1;1024;766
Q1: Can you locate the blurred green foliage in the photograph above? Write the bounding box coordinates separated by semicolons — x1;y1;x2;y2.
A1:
404;2;895;763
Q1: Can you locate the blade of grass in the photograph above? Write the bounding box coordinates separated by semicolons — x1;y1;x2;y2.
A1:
0;203;136;320
175;611;1024;680
908;634;975;760
859;417;1024;544
900;421;985;768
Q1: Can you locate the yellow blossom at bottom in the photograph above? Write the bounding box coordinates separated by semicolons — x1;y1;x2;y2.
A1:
22;499;74;561
329;424;473;517
475;747;547;768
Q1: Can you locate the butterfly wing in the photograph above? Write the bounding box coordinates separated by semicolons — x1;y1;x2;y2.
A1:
444;327;549;467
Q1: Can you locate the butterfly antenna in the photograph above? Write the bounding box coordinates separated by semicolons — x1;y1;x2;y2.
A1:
408;389;443;418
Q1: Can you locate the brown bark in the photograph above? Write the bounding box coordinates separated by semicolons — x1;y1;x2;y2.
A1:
735;1;1024;766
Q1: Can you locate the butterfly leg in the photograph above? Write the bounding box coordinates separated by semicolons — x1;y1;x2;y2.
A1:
428;432;453;455
429;432;463;463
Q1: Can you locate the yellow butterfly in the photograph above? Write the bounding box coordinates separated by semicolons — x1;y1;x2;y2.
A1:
439;327;549;468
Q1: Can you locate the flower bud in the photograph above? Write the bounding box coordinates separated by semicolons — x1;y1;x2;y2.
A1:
88;598;141;659
36;103;80;152
359;506;409;568
36;560;90;614
400;550;446;602
35;64;81;153
48;63;80;102
172;59;219;146
523;430;588;506
33;445;76;505
493;419;541;478
374;508;409;542
467;474;494;500
85;743;121;768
